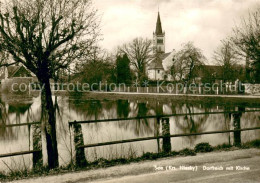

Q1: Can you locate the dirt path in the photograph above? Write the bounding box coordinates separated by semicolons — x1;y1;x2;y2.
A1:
11;148;260;183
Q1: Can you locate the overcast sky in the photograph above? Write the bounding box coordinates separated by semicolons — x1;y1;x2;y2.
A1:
94;0;259;64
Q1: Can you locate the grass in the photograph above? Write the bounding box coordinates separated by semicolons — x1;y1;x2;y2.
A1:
0;139;260;182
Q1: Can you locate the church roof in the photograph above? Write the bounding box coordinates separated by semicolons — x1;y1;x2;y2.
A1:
149;57;163;70
161;52;171;60
155;12;163;35
149;52;171;70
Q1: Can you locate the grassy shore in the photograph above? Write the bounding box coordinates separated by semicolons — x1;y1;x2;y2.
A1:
67;91;260;108
0;140;259;182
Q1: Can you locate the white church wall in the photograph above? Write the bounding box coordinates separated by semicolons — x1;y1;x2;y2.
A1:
148;69;165;81
162;50;176;71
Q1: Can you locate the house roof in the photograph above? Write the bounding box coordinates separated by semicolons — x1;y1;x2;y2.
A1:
193;65;223;78
8;66;21;77
0;65;33;79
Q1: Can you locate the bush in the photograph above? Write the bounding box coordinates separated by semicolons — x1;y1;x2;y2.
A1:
142;152;159;160
250;140;260;148
195;142;213;153
215;143;232;150
179;148;196;156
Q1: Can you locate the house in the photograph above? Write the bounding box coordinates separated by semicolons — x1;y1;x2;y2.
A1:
0;65;34;82
0;65;36;92
193;65;223;83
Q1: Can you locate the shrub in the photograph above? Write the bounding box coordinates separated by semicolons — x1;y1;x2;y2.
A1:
142;152;159;160
215;143;232;150
179;148;196;156
250;140;260;148
195;142;213;153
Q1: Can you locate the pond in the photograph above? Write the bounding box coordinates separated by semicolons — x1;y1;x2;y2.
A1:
0;94;260;172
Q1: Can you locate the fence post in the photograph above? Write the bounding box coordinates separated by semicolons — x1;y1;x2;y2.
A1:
32;124;43;168
225;83;228;94
72;121;87;167
232;109;242;146
155;117;161;153
184;87;187;94
161;118;171;153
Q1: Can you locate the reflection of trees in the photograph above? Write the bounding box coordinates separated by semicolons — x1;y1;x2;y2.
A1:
70;99;103;120
69;97;117;131
0;96;33;140
117;100;130;118
9;103;32;124
0;99;12;139
0;99;9;125
117;102;154;136
174;104;209;144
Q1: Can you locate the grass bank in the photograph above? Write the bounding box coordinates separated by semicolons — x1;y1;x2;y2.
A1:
1;140;259;182
68;91;260;108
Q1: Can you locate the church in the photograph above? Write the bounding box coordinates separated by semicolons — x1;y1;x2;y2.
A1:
147;12;224;83
147;11;175;81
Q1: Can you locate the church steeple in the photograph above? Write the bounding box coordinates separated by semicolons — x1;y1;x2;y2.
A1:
153;11;165;54
155;12;163;35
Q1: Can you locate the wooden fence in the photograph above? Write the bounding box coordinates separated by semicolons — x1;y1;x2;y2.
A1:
0;122;42;168
69;109;260;166
1;109;259;168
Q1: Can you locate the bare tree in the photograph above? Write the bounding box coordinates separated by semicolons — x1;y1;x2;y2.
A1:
231;7;260;83
0;0;99;168
120;37;152;82
169;55;185;82
170;42;205;82
213;40;238;82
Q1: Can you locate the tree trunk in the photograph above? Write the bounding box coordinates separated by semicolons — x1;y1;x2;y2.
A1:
40;77;59;169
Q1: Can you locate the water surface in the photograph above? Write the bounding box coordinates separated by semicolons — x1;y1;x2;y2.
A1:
0;94;259;172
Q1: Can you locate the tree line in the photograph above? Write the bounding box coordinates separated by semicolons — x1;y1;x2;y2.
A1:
75;7;260;86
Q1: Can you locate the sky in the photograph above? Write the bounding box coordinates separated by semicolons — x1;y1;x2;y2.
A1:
94;0;259;64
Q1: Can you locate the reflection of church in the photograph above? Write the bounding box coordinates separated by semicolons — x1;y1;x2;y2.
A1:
148;11;175;81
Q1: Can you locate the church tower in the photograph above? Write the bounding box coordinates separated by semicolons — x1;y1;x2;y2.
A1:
153;12;165;54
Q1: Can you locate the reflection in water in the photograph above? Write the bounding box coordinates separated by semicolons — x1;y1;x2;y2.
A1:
174;104;209;144
117;100;130;118
0;94;259;172
0;97;33;140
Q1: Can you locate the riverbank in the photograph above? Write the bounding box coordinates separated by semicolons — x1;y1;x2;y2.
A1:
8;142;260;183
1;140;260;182
68;91;260;107
3;90;260;106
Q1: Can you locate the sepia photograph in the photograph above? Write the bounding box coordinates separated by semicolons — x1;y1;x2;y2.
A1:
0;0;260;182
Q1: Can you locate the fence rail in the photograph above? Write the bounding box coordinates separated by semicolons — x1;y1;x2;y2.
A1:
0;122;40;128
0;150;41;158
69;109;260;158
0;122;42;167
78;127;260;149
69;109;260;125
